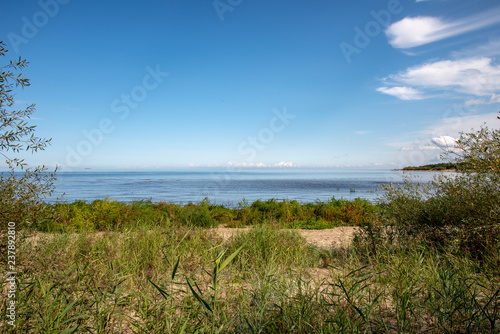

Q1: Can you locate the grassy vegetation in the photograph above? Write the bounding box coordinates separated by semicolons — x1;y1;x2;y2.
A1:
25;196;378;232
1;215;499;332
1;191;499;333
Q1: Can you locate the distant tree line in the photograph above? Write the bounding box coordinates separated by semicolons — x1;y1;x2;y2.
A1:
402;162;458;171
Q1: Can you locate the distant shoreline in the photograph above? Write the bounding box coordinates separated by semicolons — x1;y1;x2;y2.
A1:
395;169;457;172
397;163;458;172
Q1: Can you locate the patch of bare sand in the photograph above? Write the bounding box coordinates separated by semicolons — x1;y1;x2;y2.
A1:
214;226;359;249
295;227;358;249
214;226;359;283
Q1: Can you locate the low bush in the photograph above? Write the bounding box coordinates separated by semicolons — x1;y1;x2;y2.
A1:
358;120;500;265
33;196;378;232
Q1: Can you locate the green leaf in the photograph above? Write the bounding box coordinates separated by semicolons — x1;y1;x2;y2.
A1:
59;326;80;334
57;299;79;321
219;242;247;273
178;317;189;334
172;256;180;280
61;314;89;325
186;278;212;313
148;278;170;300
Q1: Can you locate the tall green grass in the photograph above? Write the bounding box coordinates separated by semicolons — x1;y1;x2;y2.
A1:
2;222;499;333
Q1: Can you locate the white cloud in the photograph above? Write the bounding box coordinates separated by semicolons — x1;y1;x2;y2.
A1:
355;130;371;135
378;57;500;100
376;86;424;100
431;135;457;149
231;161;294;168
386;7;500;49
274;161;293;167
386;17;445;49
234;162;266;168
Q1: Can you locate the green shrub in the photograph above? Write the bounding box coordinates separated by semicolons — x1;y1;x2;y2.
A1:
39;196;378;232
287;218;335;229
363;120;500;262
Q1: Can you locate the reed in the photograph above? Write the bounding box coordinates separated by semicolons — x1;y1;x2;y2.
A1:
2;221;499;333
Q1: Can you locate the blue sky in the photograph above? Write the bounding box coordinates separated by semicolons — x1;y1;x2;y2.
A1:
1;0;499;169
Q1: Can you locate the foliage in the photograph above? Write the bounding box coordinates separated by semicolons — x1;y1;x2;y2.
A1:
0;41;56;224
224;225;318;273
42;196;378;232
2;223;499;333
363;115;500;262
402;162;458;171
446;124;500;174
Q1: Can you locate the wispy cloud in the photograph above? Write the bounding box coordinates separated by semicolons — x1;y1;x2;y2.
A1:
227;161;294;168
399;144;440;151
466;94;500;106
13;100;33;106
355;130;371;135
423;112;500;137
376;86;424;100
377;57;500;101
386;7;500;49
451;39;500;59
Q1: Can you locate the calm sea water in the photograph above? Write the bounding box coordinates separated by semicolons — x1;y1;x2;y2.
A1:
47;169;442;205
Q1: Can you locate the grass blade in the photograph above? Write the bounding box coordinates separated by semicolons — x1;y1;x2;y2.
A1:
58;299;79;321
186;278;213;313
172;256;180;280
148;278;170;300
59;326;80;334
61;314;89;325
219;242;247;273
178;317;189;334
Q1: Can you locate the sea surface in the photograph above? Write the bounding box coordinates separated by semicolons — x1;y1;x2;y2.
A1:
46;168;443;205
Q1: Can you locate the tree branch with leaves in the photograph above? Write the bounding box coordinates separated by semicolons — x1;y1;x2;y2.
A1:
0;41;57;226
441;113;500;175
